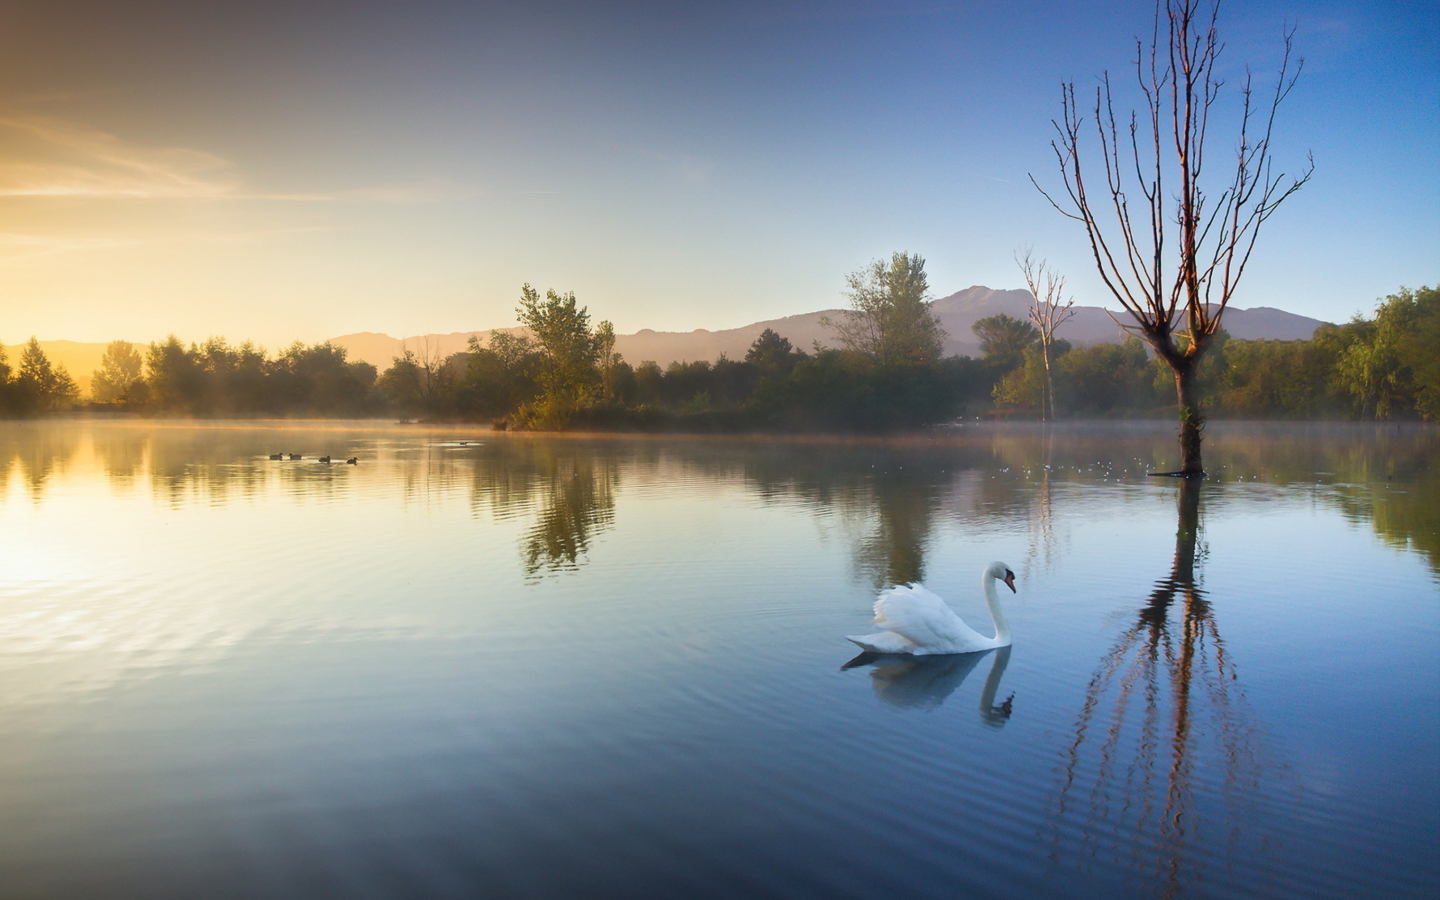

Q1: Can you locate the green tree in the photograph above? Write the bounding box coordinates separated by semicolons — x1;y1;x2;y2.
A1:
273;341;375;415
1401;286;1440;419
993;340;1071;412
91;341;146;403
594;320;621;401
1333;286;1439;420
198;338;268;413
0;343;15;415
1058;338;1162;415
459;331;541;420
515;284;602;429
972;313;1039;373
826;252;945;366
146;336;204;412
1211;338;1340;418
16;338;79;412
745;328;805;377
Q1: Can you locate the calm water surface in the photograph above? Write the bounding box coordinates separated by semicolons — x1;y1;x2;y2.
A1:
0;419;1436;899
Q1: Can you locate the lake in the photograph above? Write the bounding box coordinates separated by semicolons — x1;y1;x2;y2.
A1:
0;419;1435;899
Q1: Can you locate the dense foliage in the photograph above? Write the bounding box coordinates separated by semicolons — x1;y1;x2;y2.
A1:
987;285;1439;422
2;285;1434;429
0;338;80;415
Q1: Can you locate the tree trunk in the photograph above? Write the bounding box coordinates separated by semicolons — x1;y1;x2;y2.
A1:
1041;340;1055;422
1174;475;1201;580
1173;362;1205;475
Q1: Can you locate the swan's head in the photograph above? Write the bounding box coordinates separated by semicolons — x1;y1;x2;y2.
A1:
987;561;1017;593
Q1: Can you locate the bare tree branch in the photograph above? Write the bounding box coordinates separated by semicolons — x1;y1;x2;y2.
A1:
1029;0;1309;472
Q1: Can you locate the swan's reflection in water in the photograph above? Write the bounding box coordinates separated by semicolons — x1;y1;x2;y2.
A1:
843;646;1014;726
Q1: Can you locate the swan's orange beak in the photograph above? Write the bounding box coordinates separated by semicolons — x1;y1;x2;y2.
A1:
1003;571;1016;593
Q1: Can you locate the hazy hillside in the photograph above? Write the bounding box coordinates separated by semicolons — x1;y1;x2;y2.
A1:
14;287;1329;393
332;287;1326;369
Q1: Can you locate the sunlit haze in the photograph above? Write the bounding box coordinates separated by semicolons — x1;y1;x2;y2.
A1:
0;0;1434;349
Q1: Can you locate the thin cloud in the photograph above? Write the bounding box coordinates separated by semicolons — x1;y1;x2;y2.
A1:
0;231;140;265
0;114;462;203
0;115;241;199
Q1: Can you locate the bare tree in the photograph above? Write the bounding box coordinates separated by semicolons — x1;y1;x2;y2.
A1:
1016;251;1076;422
1033;0;1311;474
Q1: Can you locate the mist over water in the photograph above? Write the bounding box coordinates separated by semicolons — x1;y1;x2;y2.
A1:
0;420;1435;899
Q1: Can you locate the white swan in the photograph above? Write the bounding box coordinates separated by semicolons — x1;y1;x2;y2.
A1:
847;561;1016;655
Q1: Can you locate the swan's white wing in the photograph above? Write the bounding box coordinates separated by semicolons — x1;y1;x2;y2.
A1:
846;631;920;654
872;583;987;651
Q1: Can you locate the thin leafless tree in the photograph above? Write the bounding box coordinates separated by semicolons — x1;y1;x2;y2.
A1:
1033;0;1311;474
1016;251;1076;422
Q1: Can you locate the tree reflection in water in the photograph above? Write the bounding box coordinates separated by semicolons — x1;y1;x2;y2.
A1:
1052;478;1270;899
852;462;940;588
464;442;619;580
518;452;618;580
844;646;1015;726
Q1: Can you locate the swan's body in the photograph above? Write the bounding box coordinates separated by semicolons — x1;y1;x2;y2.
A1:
847;561;1016;656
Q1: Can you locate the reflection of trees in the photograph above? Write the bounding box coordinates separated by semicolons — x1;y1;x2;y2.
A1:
0;423;83;500
469;441;619;580
519;453;617;579
1052;478;1267;899
1024;430;1062;576
89;427;147;481
845;646;1014;726
853;463;940;588
707;443;988;589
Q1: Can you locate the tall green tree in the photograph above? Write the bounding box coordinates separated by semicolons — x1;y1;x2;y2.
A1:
972;314;1039;373
90;341;146;403
745;328;807;384
516;284;603;429
826;252;945;366
460;332;541;420
16;338;79;412
145;336;197;411
594;320;620;402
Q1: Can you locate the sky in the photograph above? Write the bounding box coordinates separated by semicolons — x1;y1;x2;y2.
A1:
0;0;1435;349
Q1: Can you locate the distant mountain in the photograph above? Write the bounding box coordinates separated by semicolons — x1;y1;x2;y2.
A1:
927;286;1328;357
329;288;1326;369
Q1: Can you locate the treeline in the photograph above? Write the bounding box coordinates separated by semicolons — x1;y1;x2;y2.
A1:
383;274;983;432
2;280;1435;428
987;285;1438;421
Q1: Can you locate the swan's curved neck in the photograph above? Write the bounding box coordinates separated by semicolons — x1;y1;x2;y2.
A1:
982;571;1011;644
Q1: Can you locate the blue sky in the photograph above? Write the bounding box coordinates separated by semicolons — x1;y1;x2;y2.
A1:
0;0;1434;347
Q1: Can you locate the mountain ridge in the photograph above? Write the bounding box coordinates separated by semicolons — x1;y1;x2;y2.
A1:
329;285;1329;368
